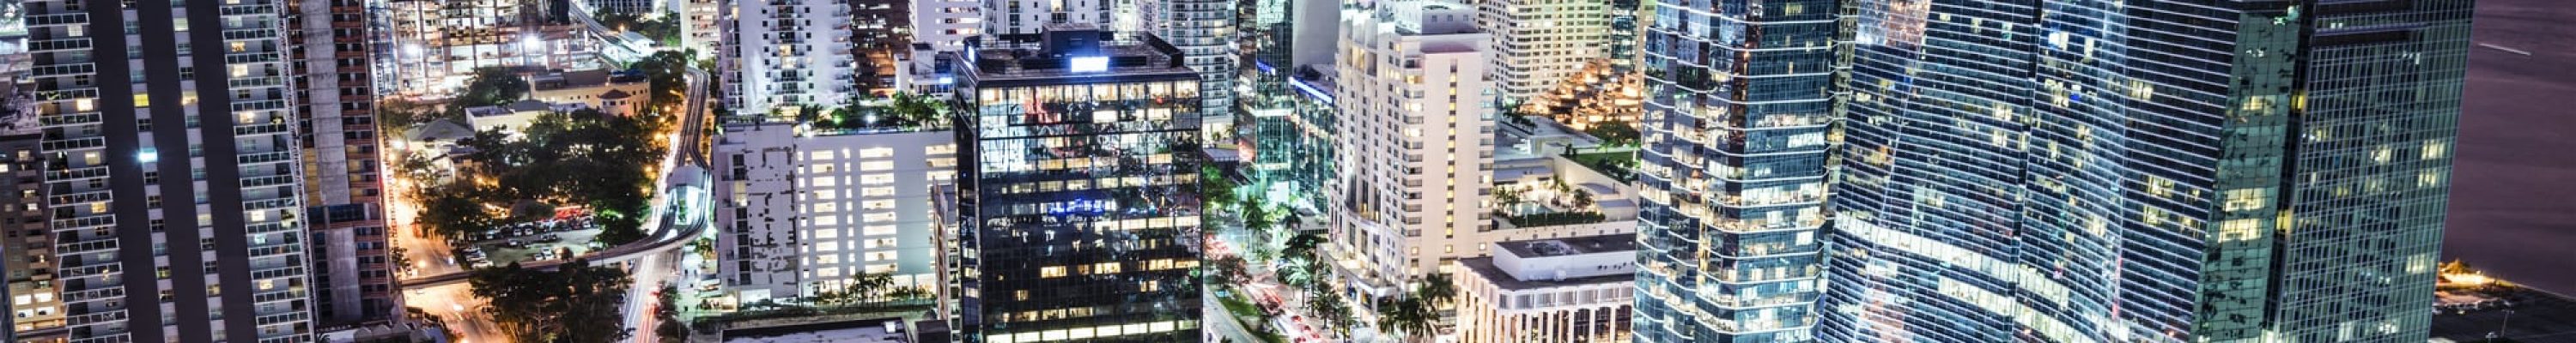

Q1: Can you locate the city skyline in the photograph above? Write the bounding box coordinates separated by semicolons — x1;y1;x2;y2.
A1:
0;0;2539;341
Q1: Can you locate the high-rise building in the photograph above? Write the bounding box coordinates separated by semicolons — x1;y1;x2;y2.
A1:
1473;0;1612;105
720;0;858;117
380;0;598;96
979;0;1111;44
1324;0;1497;304
909;0;981;51
289;0;401;328
949;27;1207;343
1236;0;1338;212
0;110;60;342
854;0;913;97
1818;1;2474;342
713;123;957;304
26;0;321;339
1630;0;1841;341
1137;0;1234;138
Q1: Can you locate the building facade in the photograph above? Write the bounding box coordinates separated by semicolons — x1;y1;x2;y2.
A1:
380;0;598;97
720;0;857;117
1236;0;1338;213
951;28;1206;343
713;123;957;304
909;0;981;51
854;0;913;97
1454;235;1635;343
0;128;60;341
1137;0;1235;139
1473;0;1612;105
979;0;1110;44
1820;0;2475;342
1630;0;1842;341
27;0;321;339
289;0;401;328
1325;0;1498;304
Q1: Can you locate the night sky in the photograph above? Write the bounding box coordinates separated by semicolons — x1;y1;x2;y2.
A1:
2440;0;2576;292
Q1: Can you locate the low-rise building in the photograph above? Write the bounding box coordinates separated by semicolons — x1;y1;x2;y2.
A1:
721;317;917;343
465;100;595;135
530;69;654;111
1452;235;1635;343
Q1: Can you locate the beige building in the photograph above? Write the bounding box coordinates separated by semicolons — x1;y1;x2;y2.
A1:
1453;235;1634;343
530;69;654;111
1475;0;1613;105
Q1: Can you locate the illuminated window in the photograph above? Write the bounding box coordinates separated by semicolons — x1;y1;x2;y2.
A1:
1040;266;1067;278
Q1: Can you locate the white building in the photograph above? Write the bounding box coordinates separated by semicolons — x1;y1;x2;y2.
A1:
1473;0;1612;104
909;0;981;51
1326;0;1498;302
1452;235;1635;343
1135;0;1236;136
713;123;958;304
981;0;1110;44
723;0;858;118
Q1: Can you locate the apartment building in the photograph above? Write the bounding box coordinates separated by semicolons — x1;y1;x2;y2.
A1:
720;0;857;118
713;123;957;304
1473;0;1612;105
25;0;321;338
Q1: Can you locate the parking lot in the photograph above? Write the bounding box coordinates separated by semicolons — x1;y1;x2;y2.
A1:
457;216;610;268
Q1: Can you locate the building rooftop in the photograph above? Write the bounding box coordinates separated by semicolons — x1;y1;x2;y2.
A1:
967;29;1194;84
1460;256;1631;291
1498;235;1635;258
721;318;910;343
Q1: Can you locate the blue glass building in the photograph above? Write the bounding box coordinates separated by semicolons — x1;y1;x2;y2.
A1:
1631;0;1845;341
1637;0;2473;341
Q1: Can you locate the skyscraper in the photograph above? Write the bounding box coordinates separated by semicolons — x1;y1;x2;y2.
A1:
1237;0;1338;211
27;0;320;339
1325;0;1498;304
1137;0;1235;137
1630;0;1842;341
949;27;1207;343
1820;0;2474;341
289;0;402;328
1625;0;2473;341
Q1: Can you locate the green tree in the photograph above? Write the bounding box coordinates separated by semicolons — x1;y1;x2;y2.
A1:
417;184;495;241
813;269;897;306
469;259;633;343
654;285;690;343
460;67;531;107
1583;120;1641;147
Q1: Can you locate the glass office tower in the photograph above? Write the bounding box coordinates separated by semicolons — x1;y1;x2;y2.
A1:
1817;0;2473;341
1631;0;1844;342
951;27;1208;343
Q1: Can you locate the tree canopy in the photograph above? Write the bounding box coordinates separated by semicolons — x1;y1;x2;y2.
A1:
470;259;634;343
459;67;531;107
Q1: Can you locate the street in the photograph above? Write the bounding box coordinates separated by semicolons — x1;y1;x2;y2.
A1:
414;283;505;343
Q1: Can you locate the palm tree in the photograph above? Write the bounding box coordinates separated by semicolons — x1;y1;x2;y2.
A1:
1375;297;1436;342
1418;274;1456;306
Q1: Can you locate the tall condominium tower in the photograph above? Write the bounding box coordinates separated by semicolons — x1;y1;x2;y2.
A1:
289;0;401;328
980;0;1112;43
1473;0;1612;105
1820;0;2474;342
1325;0;1496;303
949;27;1207;343
1138;0;1235;136
27;0;320;340
1631;0;1842;341
720;0;856;117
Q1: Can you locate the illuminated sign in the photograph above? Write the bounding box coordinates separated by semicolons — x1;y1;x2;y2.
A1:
1069;57;1110;73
